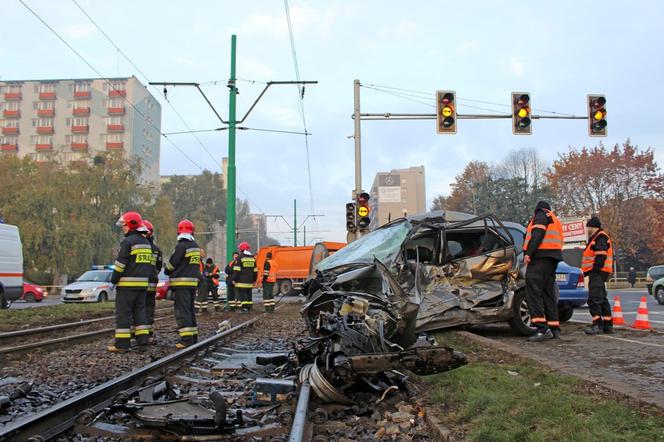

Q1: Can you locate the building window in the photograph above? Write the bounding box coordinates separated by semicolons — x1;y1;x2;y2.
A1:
66;134;88;144
32;118;54;127
31;135;53;145
106;98;124;108
0;135;18;145
72;118;89;127
3;102;20;111
106;116;123;126
1;84;21;94
74;82;91;93
103;80;125;91
34;101;55;110
37;83;56;93
3;120;19;129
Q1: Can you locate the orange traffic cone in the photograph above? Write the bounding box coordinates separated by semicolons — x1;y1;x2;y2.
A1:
612;296;626;326
631;296;652;330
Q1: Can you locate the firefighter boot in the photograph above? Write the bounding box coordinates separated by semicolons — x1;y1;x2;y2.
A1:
551;327;562;339
603;319;614;334
528;327;554;342
584;321;602;335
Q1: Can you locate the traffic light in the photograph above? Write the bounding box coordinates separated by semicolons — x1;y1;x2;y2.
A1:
356;192;371;231
511;92;532;135
346;202;357;232
587;94;607;137
436;90;457;134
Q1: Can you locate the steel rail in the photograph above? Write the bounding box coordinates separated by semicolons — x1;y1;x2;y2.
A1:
0;312;267;442
288;380;311;442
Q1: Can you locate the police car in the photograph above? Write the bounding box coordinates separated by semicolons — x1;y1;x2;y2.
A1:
62;266;117;303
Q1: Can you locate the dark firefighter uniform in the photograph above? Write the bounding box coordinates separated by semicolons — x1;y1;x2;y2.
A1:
195;262;208;313
224;257;238;311
146;237;162;340
524;202;564;340
233;251;258;312
165;238;201;347
582;218;614;334
262;255;278;312
203;260;221;311
111;231;153;350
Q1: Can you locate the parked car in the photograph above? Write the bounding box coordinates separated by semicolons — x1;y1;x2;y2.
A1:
646;265;664;304
62;267;116;303
310;211;587;337
0;223;23;309
21;280;46;303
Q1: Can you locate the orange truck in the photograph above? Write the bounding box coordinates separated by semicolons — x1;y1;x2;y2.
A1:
255;242;346;295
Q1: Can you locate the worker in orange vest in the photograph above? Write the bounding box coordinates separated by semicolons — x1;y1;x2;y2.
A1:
262;252;278;312
582;216;614;335
523;201;564;341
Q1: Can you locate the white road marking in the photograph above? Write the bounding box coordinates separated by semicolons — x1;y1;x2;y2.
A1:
599;335;664;348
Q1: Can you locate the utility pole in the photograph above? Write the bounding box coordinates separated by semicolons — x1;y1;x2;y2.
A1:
227;35;238;262
293;199;297;247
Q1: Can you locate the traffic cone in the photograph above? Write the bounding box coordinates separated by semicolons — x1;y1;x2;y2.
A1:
631;296;652;330
612;296;626;326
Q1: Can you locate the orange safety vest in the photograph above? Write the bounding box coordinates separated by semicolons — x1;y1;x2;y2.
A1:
201;263;220;285
265;259;278;283
582;231;613;274
523;209;564;251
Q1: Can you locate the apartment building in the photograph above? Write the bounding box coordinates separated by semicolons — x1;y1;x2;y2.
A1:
369;166;426;230
0;76;161;184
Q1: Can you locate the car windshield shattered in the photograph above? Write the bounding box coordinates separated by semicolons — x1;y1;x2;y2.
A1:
296;211;521;404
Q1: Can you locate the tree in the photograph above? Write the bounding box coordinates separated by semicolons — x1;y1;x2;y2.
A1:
441;161;491;213
143;194;177;256
431;195;448;211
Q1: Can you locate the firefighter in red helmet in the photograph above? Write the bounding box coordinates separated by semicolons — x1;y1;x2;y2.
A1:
108;211;152;352
232;241;257;313
164;219;201;348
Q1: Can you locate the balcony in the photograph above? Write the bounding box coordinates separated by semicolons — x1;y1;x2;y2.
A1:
4;92;21;101
70;142;88;151
73;107;91;116
71;125;89;134
36;126;54;135
106;142;124;150
0;144;18;151
107;107;125;116
3;110;20;118
108;89;126;98
74;90;91;99
39;91;56;100
2;127;18;135
35;143;52;151
107;124;124;133
37;108;55;117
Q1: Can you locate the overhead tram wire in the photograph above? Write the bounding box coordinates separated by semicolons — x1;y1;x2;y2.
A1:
70;0;221;171
17;0;204;172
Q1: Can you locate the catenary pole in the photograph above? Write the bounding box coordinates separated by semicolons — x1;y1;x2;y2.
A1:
226;35;237;261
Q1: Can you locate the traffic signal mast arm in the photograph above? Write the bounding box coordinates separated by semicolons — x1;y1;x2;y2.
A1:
355;113;589;120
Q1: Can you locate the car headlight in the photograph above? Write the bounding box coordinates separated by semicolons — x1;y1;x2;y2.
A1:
80;288;94;295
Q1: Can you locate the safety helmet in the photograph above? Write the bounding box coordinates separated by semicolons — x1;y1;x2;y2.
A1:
177;219;195;234
142;220;154;237
116;211;142;231
238;241;251;252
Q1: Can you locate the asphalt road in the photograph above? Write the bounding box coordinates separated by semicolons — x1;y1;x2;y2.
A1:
572;288;664;330
9;294;63;309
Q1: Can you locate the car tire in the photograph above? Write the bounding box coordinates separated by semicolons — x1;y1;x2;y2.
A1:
656;287;664;305
278;279;294;296
0;290;9;309
508;290;537;336
24;292;37;303
98;292;108;303
558;305;574;322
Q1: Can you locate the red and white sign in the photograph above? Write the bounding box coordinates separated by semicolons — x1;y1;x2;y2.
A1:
561;218;587;243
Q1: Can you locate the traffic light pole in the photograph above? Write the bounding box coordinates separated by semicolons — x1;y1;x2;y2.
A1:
351;79;365;242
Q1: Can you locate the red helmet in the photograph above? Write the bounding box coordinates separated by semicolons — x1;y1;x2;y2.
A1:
177;219;195;234
116;211;142;231
142;220;154;237
238;241;251;252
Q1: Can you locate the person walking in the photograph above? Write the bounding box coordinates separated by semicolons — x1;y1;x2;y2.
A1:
108;212;153;353
164;219;201;348
262;252;278;312
582;216;614;335
224;252;239;311
628;267;637;289
232;242;257;313
141;220;162;343
523;201;564;341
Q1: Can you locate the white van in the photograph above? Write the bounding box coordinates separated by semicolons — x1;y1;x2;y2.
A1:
0;224;23;309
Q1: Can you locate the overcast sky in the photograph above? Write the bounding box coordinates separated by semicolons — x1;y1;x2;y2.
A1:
3;1;663;244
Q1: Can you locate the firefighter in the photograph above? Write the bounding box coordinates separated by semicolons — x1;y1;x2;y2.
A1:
582;216;614;335
224;252;239;311
233;242;257;313
195;260;208;314
262;252;278;313
141;220;162;343
203;258;221;311
108;212;153;353
164;219;201;348
523;201;564;341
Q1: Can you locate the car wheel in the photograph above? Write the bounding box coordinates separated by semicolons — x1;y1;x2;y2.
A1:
24;292;37;303
656;287;664;305
279;279;294;296
508;290;537;336
558;305;574;322
98;292;108;303
0;291;9;309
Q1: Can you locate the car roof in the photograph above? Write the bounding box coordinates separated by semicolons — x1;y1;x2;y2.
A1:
405;211;526;231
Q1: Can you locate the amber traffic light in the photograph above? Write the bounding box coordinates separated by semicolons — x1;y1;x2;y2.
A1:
511;92;532;135
436;90;457;134
356;192;371;231
588;95;607;137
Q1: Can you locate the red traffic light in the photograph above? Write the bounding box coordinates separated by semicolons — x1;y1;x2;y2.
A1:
442;92;454;105
592;96;606;109
517;94;530;106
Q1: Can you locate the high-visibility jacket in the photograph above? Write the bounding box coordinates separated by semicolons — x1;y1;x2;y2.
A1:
165;239;201;288
582;230;613;275
111;231;153;290
232;252;258;289
203;263;220;285
263;259;278;283
524;209;564;252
